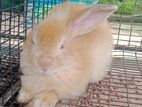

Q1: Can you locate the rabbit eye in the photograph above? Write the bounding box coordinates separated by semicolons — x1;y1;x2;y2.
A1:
60;44;64;49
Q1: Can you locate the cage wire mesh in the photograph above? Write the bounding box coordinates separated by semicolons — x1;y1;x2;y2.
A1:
0;0;63;106
0;0;24;106
0;0;142;107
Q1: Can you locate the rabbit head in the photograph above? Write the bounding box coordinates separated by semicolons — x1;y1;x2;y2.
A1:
28;4;117;74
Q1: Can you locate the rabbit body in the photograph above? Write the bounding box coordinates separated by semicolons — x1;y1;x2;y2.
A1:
18;3;117;107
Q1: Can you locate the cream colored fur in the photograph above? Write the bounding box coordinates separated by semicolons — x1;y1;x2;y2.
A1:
18;3;117;107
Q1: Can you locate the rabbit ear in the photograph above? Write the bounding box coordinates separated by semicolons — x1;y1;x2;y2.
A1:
31;24;41;55
32;24;38;45
68;4;117;38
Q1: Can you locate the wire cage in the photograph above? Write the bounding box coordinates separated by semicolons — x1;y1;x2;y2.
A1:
0;0;63;106
0;0;142;107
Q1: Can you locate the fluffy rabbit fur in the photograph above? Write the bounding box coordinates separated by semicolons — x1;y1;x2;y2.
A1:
18;3;117;107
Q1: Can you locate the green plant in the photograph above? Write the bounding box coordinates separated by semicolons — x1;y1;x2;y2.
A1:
0;0;11;9
0;0;24;13
79;0;142;15
100;0;142;15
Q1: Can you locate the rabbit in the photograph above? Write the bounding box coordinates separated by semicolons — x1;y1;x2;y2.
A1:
18;3;117;107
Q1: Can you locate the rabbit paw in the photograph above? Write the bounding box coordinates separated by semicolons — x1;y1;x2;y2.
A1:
18;87;32;103
33;91;58;107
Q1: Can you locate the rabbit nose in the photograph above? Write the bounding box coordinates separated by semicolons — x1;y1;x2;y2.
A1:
37;56;54;71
